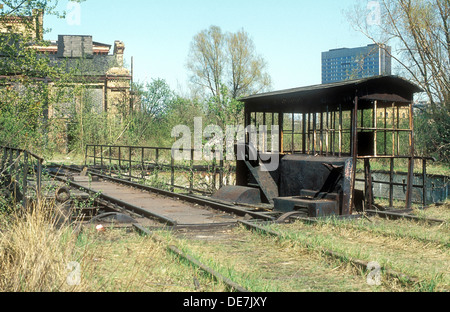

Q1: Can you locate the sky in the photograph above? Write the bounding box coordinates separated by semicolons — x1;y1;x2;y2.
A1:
44;0;372;94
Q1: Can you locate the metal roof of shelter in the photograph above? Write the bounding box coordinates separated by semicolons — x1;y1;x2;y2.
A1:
240;75;423;114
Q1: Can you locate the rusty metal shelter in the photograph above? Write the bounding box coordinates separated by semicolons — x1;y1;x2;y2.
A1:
226;75;425;217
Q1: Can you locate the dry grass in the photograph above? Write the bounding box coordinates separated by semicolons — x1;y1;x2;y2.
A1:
0;200;227;292
1;194;447;292
413;201;450;221
173;227;401;292
0;199;79;292
73;227;228;292
271;206;450;292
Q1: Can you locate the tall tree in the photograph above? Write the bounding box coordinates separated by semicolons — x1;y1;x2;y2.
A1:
349;0;449;161
227;29;271;99
187;26;271;126
187;26;225;101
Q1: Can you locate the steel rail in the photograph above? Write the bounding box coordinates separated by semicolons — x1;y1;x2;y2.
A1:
133;224;250;293
49;173;178;226
365;209;446;225
57;164;275;222
239;219;422;286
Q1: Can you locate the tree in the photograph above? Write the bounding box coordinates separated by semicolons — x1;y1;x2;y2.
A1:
349;0;449;162
187;26;271;126
187;26;225;101
135;78;176;122
0;0;86;153
227;29;272;99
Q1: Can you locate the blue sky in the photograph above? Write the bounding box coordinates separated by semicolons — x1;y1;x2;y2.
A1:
44;0;371;93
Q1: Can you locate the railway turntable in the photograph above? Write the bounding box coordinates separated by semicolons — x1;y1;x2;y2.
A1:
215;75;426;217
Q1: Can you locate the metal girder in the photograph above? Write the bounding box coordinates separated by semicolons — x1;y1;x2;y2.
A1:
57;164;275;222
365;209;445;224
50;173;177;226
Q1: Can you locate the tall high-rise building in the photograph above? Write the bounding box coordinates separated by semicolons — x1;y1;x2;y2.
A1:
322;44;391;84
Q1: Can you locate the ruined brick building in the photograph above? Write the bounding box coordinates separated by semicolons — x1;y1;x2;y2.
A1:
1;9;132;113
0;8;44;40
0;9;133;149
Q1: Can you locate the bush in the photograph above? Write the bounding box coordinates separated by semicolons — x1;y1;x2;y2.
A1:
415;104;450;163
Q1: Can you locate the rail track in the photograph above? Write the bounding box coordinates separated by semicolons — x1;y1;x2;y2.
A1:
47;164;273;225
45;164;273;292
43;164;448;292
240;220;421;287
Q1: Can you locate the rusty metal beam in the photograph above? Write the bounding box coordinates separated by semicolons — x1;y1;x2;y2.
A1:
366;210;445;225
405;102;415;209
133;224;249;293
58;165;275;222
349;95;359;215
51;173;178;226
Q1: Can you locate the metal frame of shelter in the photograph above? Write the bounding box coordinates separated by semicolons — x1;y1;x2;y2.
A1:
238;75;426;213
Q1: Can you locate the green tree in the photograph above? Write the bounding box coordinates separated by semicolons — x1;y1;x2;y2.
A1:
349;0;449;162
135;78;176;122
0;0;86;154
187;25;271;126
227;29;272;99
206;84;244;127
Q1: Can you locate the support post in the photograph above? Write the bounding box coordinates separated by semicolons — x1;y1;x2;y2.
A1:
109;146;112;176
101;145;104;172
302;113;306;154
422;158;427;207
389;157;394;207
373;101;378;156
129;147;132;179
349;96;359;215
339;104;343;157
405;102;415;209
364;158;373;211
118;146;121;171
171;151;175;192
141;147;145;179
22;151;28;208
190;149;194;194
93;145;96;167
36;159;42;205
155;148;159;180
313;113;317;155
14;150;19;202
279;113;284;154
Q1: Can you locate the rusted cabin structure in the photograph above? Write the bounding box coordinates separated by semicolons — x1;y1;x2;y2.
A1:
227;75;424;217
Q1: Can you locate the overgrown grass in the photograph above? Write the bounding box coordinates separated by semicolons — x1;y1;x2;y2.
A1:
267;204;450;292
169;227;401;292
0;199;79;292
412;201;450;221
1;194;447;292
71;227;227;292
0;200;227;292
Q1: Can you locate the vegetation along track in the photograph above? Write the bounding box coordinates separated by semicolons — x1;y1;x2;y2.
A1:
46;165;448;292
254;209;449;292
126;209;449;292
147;220;418;292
